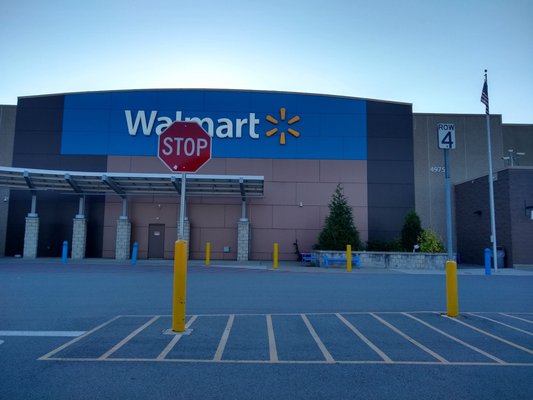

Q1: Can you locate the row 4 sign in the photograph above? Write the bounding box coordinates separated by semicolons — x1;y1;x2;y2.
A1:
437;123;456;150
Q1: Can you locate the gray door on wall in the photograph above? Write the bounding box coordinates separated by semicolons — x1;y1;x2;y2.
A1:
148;224;165;259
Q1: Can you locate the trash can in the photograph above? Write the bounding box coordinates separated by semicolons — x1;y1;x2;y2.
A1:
491;247;506;268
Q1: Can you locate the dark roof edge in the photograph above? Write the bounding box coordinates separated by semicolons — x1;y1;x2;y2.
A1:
17;88;412;107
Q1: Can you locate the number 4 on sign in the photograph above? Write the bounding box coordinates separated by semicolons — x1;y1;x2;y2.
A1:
437;123;456;150
441;131;454;147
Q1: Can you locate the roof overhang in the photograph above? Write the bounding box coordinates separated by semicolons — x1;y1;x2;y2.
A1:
0;166;264;199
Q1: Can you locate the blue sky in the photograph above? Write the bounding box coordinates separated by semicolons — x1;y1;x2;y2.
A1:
1;0;532;123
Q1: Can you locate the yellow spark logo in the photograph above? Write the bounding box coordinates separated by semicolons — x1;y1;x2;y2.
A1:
265;107;300;145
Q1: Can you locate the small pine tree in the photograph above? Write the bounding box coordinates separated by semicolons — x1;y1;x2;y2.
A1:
316;184;361;250
401;210;422;251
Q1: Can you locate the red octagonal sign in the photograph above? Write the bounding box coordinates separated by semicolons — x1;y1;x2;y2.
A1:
158;121;212;173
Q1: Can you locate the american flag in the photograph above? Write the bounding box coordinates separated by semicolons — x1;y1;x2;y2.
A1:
481;76;489;115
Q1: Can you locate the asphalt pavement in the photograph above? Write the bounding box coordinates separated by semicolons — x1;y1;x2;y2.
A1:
1;258;532;399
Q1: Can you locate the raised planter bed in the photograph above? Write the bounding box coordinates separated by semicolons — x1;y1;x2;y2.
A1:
314;250;451;270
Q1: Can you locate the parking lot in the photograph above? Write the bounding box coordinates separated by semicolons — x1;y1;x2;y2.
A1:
1;260;532;399
40;311;533;366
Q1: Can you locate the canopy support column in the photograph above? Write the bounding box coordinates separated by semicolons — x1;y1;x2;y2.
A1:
116;197;131;260
72;196;87;259
237;196;250;261
23;193;39;259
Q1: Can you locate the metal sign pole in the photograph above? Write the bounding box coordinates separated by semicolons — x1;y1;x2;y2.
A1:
437;123;456;261
438;122;459;317
444;148;453;260
179;173;186;240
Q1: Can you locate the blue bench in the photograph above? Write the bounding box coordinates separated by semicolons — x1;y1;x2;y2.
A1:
324;255;361;269
301;252;318;266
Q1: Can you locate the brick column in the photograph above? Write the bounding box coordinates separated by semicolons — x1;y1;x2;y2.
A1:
115;217;131;260
71;218;87;259
23;216;39;259
237;219;250;261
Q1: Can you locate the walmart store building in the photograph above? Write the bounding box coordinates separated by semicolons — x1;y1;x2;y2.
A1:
0;89;531;265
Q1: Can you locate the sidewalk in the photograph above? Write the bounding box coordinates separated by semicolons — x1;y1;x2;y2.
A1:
1;256;532;275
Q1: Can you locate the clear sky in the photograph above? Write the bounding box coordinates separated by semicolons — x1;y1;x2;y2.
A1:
1;0;532;123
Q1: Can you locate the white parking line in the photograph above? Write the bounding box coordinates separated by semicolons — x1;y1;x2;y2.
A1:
402;313;506;364
37;312;533;366
38;315;122;360
336;313;392;363
0;331;85;337
213;315;235;361
468;313;533;336
35;357;533;366
266;314;278;362
157;315;198;360
301;314;335;363
500;313;533;324
371;313;449;363
99;316;160;360
444;315;533;354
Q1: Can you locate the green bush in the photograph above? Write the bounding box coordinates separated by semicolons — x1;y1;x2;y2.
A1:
417;229;445;253
366;239;403;252
401;210;423;251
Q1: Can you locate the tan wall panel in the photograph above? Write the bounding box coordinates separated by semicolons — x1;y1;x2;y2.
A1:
248;205;273;228
102;155;371;259
189;204;226;228
102;226;116;253
188;203;240;228
130;156;170;173
294;229;321;252
272;159;319;182
319;160;367;183
258;181;297;205
130;202;177;224
104;200;123;222
224;204;241;227
199;197;241;205
296;182;367;207
131;225;148;255
342;183;368;207
226;158;273;180
193;158;227;175
251;228;297;260
190;227;237;259
107;156;131;172
273;205;320;229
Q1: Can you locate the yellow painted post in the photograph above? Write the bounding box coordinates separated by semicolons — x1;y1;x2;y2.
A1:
273;243;279;269
346;244;352;272
205;242;211;266
172;240;188;332
446;260;459;317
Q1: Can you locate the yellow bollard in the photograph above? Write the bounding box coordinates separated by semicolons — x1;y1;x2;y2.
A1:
346;244;352;272
273;243;279;269
446;260;459;317
172;240;188;332
205;242;211;266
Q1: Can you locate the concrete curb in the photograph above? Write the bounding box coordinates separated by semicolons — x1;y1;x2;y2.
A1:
1;257;532;275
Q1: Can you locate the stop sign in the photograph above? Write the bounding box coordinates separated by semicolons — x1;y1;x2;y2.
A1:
157;121;212;172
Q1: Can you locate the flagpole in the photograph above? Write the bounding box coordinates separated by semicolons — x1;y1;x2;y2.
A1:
483;69;498;273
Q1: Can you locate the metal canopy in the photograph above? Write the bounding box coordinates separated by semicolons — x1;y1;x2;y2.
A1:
0;166;264;199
